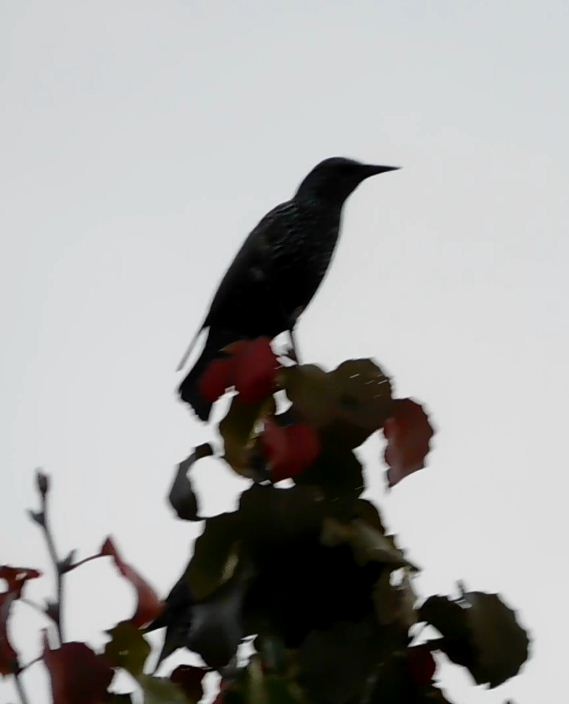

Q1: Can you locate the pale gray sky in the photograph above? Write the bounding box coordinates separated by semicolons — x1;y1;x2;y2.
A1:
1;1;568;702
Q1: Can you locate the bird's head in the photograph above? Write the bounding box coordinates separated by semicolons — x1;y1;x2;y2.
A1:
295;157;399;205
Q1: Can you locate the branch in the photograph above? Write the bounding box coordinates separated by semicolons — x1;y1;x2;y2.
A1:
28;470;66;645
13;671;30;704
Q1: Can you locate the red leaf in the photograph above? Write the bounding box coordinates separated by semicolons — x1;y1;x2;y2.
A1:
43;636;113;704
170;664;206;702
234;338;279;404
0;565;42;676
101;538;164;628
383;399;434;487
199;358;236;403
262;420;320;481
199;339;279;407
407;645;437;686
0;565;41;598
0;592;18;676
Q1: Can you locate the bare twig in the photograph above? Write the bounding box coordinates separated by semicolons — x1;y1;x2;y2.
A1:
13;671;30;704
30;470;66;645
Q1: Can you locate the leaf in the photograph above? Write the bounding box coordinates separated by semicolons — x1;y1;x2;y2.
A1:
282;365;337;427
299;619;399;704
420;592;530;687
373;570;418;628
104;621;150;676
198;339;279;408
43;636;114;704
240;487;386;646
406;646;437;686
101;538;164;628
239;484;324;547
234;338;280;404
0;592;18;676
187;570;251;669
283;360;393;448
139;674;188;704
1;565;42;676
220;396;271;477
199;358;236;404
321;518;412;570
261;420;321;481
383;399;434;487
293;442;364;501
151;574;194;666
169;444;213;521
330;359;393;434
0;565;42;597
188;512;241;600
169;665;206;703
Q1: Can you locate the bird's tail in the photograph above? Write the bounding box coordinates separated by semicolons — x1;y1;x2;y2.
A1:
177;327;237;421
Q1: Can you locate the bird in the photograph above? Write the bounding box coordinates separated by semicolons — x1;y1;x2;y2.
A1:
178;156;399;420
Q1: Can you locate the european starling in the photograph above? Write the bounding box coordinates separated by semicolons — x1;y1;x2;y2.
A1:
178;157;398;419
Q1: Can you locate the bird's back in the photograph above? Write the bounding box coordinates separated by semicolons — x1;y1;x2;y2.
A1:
204;198;341;337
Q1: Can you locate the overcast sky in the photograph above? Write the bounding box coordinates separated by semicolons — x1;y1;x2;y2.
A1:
2;2;568;702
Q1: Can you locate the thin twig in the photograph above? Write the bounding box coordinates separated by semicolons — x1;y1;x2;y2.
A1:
20;598;48;619
13;671;30;704
64;553;102;571
32;471;65;645
41;492;64;644
19;654;42;672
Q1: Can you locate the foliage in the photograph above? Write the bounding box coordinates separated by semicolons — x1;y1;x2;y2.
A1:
1;339;529;703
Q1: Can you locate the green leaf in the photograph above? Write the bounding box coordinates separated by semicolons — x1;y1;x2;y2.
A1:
299;619;401;704
283;360;393;451
321;518;412;570
104;621;150;676
239;484;325;547
187;570;251;669
219;396;272;477
329;359;393;434
139;675;188;704
168;444;213;521
373;570;418;628
420;592;530;688
187;512;241;600
293;442;364;501
282;365;336;427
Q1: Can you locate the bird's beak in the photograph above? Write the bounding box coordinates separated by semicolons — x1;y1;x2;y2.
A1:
364;164;401;177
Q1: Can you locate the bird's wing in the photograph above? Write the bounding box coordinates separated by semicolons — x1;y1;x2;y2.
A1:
204;200;298;328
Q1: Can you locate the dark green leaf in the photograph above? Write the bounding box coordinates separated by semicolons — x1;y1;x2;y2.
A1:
220;397;271;477
187;570;251;669
299;619;401;704
330;359;393;433
282;365;336;427
239;484;325;547
321;518;412;570
139;675;188;704
420;592;530;688
104;621;150;677
187;512;241;600
170;665;206;703
169;444;213;521
293;442;364;501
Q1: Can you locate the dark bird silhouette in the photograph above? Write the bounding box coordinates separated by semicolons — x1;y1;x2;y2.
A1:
178;157;399;419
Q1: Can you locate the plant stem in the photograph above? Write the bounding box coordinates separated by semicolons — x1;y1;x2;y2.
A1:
34;473;65;645
14;671;30;704
20;598;48;619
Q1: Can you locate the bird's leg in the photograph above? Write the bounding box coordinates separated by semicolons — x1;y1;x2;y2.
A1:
288;327;301;364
